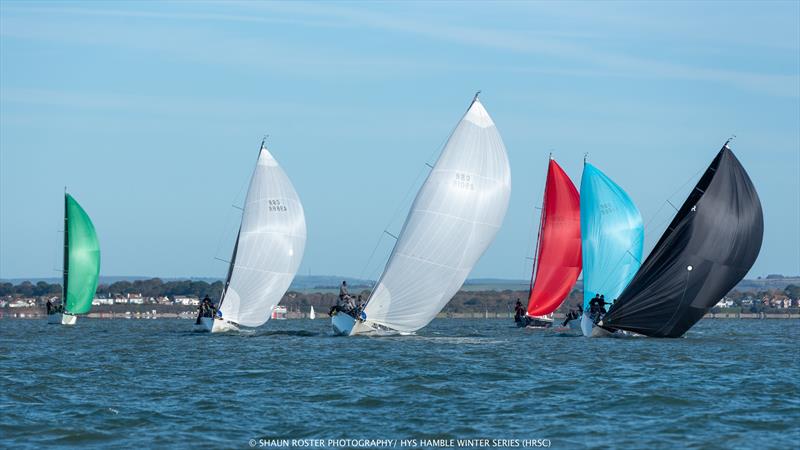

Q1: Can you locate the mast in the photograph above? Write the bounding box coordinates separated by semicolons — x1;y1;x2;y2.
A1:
526;154;551;306
62;190;69;311
217;229;241;308
217;137;267;309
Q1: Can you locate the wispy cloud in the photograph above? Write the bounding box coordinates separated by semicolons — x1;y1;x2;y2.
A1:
1;2;798;98
267;2;799;98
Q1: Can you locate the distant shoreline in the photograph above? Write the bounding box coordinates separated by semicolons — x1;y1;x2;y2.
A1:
3;311;798;320
3;275;799;292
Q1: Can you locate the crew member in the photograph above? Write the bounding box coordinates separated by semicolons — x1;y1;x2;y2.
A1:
562;304;582;326
598;295;607;315
196;295;215;324
514;299;525;323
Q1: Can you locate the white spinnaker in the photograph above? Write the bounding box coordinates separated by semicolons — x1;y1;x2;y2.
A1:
359;99;511;333
219;146;307;327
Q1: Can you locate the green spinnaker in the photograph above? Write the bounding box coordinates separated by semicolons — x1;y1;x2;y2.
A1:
64;194;100;315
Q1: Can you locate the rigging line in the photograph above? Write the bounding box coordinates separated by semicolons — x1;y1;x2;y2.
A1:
358;100;467;283
382;98;465;232
212;157;251;265
361;95;478;307
522;152;554;283
641;166;704;231
519;201;539;281
358;233;385;280
592;232;646;299
639;217;676;257
600;164;706;279
51;229;61;273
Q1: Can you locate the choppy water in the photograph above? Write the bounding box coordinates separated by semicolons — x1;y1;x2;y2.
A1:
1;318;798;449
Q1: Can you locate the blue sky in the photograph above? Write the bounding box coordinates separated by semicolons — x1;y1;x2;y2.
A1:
1;1;798;280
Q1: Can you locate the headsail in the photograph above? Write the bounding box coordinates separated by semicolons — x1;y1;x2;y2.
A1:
526;158;581;316
217;144;307;327
357;97;511;334
580;163;643;312
602;144;763;337
63;194;101;315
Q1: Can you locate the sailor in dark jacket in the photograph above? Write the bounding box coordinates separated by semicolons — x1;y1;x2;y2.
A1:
514;299;525;323
196;295;215;323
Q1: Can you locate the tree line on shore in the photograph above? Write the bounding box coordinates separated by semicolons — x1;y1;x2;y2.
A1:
2;278;798;313
0;279;224;299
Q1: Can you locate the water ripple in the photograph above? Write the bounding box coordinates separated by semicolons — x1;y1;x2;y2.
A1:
0;318;797;449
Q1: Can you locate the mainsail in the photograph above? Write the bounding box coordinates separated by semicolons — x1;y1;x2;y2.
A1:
217;143;307;327
63;194;101;315
356;96;511;334
526;158;581;316
602;143;763;337
580;163;643;311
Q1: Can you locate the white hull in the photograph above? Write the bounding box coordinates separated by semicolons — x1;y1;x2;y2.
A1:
590;325;613;338
579;314;617;338
580;313;594;337
331;313;356;336
62;313;77;326
193;317;239;333
47;313;62;324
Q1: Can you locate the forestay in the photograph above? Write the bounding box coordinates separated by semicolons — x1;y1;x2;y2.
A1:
358;98;511;333
218;146;307;327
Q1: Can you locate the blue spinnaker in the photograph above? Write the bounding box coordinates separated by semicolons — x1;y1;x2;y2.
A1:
580;163;644;310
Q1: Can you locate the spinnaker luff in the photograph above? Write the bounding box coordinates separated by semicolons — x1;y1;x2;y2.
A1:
600;142;763;338
332;94;511;336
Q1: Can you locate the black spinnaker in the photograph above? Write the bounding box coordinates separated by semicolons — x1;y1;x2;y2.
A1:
600;142;763;338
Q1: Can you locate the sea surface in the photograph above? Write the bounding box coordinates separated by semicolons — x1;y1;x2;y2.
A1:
1;318;798;449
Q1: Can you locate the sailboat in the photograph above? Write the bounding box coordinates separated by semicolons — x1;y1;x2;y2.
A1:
194;139;307;333
48;193;100;326
579;160;644;337
331;94;511;336
598;141;763;338
309;305;316;320
520;156;581;328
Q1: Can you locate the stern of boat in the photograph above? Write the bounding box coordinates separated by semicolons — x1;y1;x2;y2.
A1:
47;313;62;324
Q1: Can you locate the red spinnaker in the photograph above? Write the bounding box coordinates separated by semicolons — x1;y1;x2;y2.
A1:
527;159;582;316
